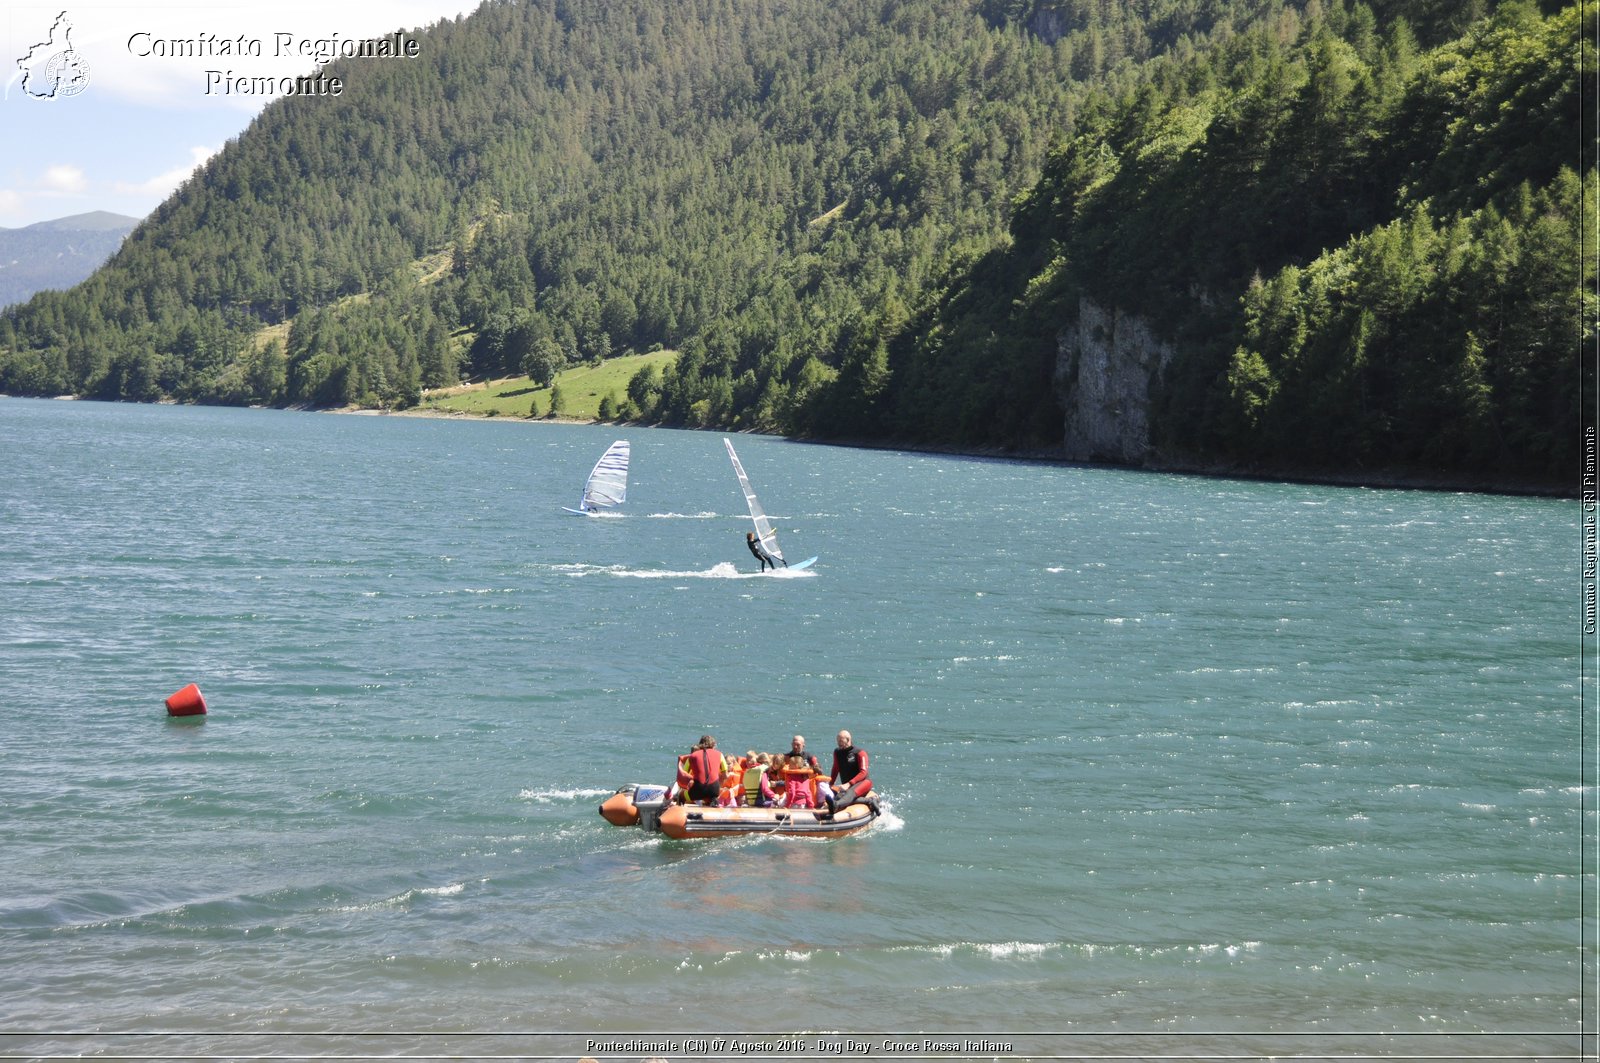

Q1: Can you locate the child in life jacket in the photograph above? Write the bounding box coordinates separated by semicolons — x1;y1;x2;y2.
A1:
715;756;744;807
742;752;778;807
779;751;819;809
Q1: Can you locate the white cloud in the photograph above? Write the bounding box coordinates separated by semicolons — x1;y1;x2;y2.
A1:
112;146;219;199
41;165;88;194
0;166;93;227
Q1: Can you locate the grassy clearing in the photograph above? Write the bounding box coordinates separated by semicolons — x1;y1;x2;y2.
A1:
419;349;677;420
412;249;454;285
248;320;292;354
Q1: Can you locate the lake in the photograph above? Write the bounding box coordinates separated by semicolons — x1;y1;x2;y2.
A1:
0;397;1586;1060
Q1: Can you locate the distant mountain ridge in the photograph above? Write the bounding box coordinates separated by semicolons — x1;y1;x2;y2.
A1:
6;211;140;233
0;211;139;308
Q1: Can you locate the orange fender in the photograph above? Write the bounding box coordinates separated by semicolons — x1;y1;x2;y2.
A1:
658;804;690;839
599;791;640;826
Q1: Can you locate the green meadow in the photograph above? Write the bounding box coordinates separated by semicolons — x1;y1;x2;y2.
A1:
418;350;676;421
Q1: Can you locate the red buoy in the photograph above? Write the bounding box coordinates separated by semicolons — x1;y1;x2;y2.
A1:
164;683;207;716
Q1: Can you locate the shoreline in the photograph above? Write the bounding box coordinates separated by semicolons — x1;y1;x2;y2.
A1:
5;393;1570;499
344;401;1573;500
793;432;1572;499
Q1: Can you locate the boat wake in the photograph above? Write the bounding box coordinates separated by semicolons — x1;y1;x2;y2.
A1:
518;787;614;803
621;562;817;579
555;562;815;580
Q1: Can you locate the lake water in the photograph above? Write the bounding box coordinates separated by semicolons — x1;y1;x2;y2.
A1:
0;397;1588;1061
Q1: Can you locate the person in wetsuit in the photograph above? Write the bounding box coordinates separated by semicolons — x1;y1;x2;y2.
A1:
745;531;785;572
824;729;872;815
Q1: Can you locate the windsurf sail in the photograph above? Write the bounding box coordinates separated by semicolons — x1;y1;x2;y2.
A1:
724;437;784;564
571;440;630;513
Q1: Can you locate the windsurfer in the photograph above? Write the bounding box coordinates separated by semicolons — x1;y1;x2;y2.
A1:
745;531;784;573
746;531;785;571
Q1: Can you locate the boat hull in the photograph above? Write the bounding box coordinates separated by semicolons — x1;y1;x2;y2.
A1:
599;783;878;839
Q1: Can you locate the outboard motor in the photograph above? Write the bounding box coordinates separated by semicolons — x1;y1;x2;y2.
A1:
600;783;673;829
632;784;670;832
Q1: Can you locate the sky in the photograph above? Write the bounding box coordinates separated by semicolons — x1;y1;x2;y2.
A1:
0;1;481;229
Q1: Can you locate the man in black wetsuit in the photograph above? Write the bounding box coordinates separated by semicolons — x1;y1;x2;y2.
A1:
745;531;785;571
824;730;872;815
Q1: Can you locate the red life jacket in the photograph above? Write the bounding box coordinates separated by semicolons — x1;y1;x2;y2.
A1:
688;748;724;785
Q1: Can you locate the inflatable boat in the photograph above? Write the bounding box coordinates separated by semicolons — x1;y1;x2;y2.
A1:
599;783;880;839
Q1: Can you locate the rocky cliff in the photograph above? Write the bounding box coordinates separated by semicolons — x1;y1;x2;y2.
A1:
1057;298;1174;465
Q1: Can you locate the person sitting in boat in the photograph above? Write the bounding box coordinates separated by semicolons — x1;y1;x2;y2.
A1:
746;531;786;572
716;756;746;807
823;729;872;815
770;739;817;809
677;735;729;806
779;764;819;808
742;752;779;807
785;735;822;775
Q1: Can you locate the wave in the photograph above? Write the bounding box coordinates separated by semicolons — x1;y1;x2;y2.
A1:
887;941;1060;960
417;882;466;897
333;881;471;912
885;939;1266;962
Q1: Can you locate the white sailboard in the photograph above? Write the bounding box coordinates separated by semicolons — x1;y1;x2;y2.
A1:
564;440;630;514
724;437;817;571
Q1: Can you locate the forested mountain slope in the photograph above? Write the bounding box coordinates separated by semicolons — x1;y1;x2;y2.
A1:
812;0;1586;487
0;0;1115;407
0;0;1582;489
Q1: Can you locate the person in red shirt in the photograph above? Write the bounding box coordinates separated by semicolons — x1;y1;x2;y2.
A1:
676;735;728;805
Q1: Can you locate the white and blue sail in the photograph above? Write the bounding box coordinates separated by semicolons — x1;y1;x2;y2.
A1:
724;438;817;570
724;437;783;563
565;440;630;514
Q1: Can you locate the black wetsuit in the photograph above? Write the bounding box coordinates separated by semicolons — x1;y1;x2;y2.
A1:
746;536;781;571
828;745;872;811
